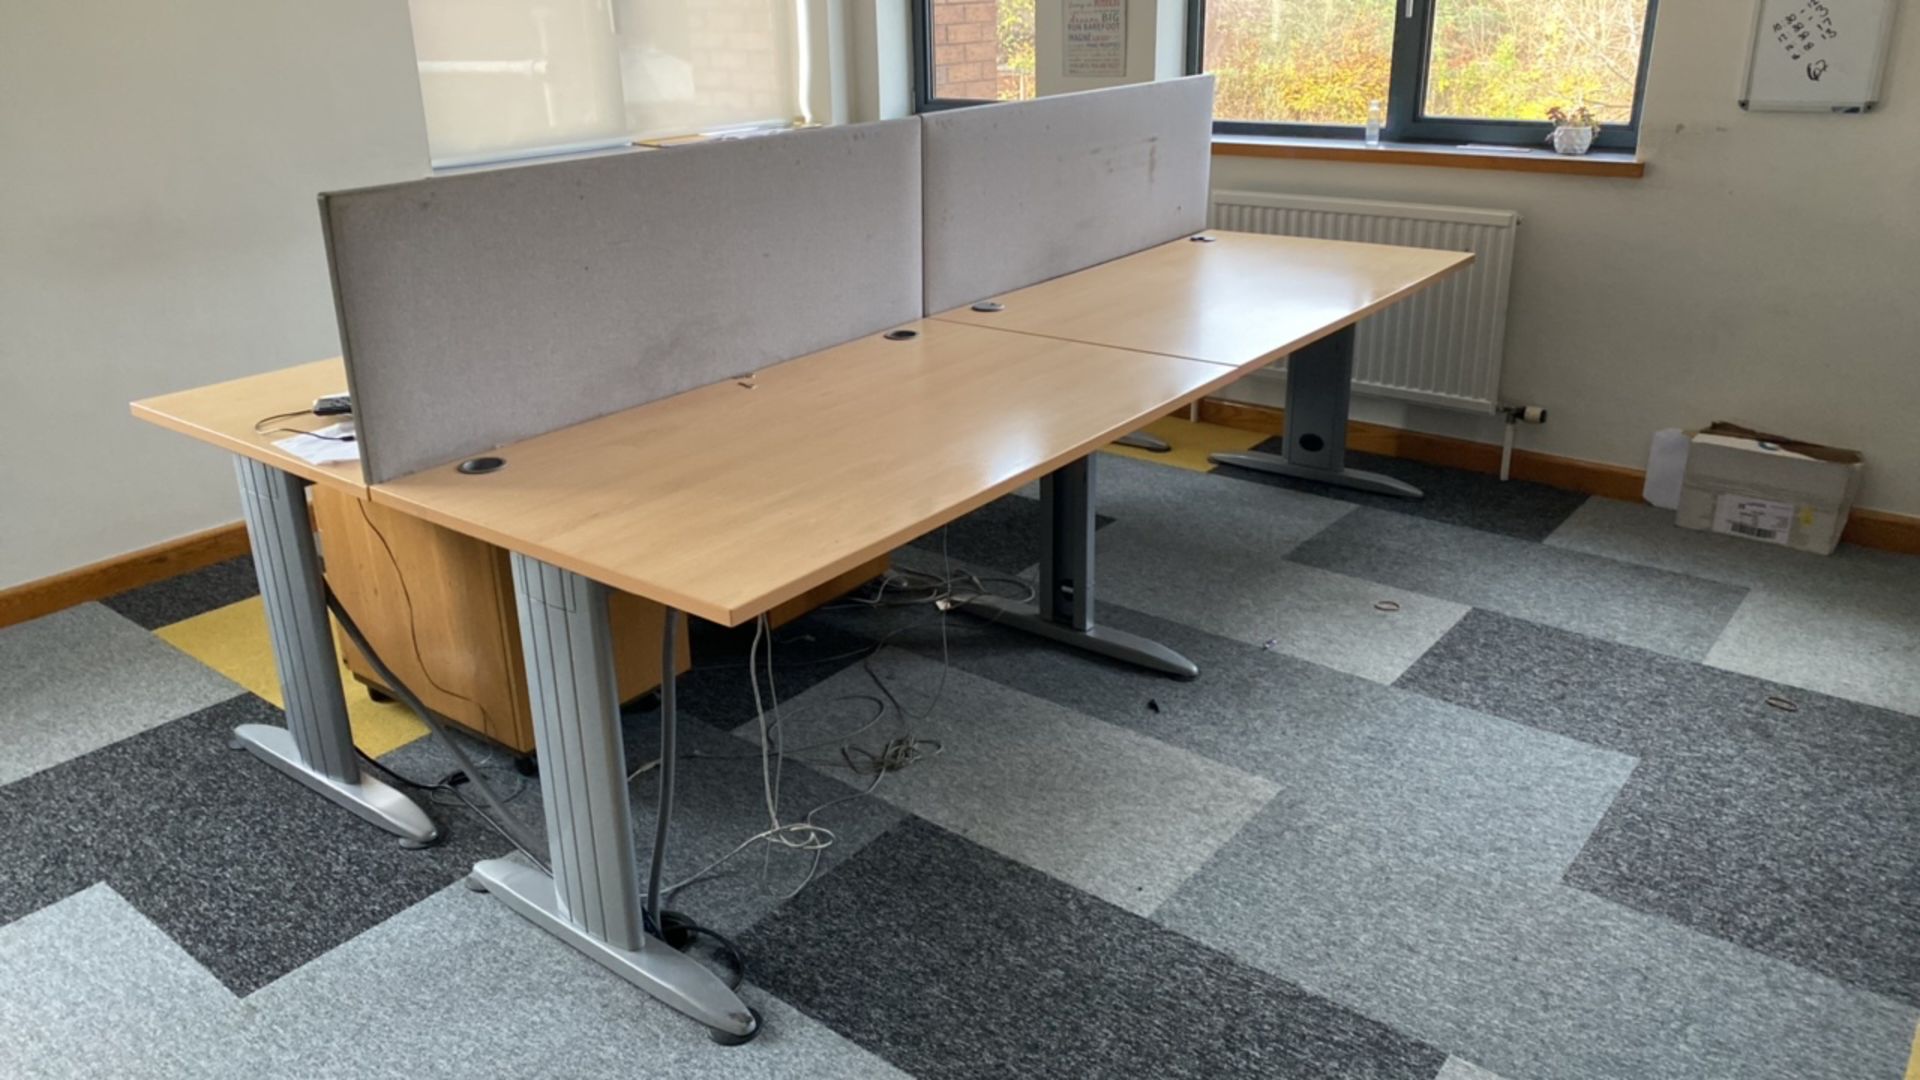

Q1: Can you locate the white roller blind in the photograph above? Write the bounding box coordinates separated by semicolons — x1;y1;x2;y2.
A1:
409;0;805;167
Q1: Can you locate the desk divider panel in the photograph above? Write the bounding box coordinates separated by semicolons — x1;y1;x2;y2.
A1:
322;119;923;484
919;76;1215;315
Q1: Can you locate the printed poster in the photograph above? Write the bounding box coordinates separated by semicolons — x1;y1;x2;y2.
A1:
1064;0;1127;78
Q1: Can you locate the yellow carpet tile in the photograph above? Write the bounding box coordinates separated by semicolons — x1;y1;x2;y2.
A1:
156;597;427;758
1101;415;1265;473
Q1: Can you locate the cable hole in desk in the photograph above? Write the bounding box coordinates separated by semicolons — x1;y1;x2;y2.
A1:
1190;234;1216;243
458;456;505;475
884;329;918;341
971;301;1004;313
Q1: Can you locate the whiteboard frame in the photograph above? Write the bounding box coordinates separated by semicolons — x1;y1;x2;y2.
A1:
1739;0;1900;112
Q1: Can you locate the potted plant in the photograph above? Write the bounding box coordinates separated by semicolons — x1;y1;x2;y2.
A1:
1547;104;1600;155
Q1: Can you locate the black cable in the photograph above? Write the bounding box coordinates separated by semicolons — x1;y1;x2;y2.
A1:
646;608;678;930
327;588;550;873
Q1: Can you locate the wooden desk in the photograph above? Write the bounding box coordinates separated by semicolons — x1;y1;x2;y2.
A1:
932;232;1474;497
929;231;1471;373
132;359;367;496
130;239;1464;1043
373;318;1244;628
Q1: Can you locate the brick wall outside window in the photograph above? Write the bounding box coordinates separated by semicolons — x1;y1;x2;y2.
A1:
930;0;1003;101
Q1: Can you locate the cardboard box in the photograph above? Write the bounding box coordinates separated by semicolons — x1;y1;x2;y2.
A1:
1675;423;1864;554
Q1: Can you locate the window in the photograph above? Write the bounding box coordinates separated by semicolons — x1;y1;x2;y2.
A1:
1197;0;1657;150
915;0;1039;108
409;0;807;168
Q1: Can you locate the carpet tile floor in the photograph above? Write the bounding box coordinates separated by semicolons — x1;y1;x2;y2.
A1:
2;416;1917;1079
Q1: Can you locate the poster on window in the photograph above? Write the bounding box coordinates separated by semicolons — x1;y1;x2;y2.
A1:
1063;0;1127;78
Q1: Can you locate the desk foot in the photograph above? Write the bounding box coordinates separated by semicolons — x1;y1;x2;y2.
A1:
1114;431;1172;453
1208;451;1424;499
469;853;760;1042
959;594;1198;679
229;723;440;847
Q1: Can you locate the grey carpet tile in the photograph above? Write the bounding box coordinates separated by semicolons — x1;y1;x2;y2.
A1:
1547;497;1920;716
739;817;1449;1080
674;610;888;731
753;646;1278;916
201;885;908;1080
0;884;240;1080
1706;586;1920;718
1288;507;1749;659
372;703;907;938
1214;437;1591;542
1398;609;1920;1007
0;694;504;995
0;603;242;786
826;599;1632;884
903;490;1114;576
1098;518;1469;683
101;555;260;630
1095;446;1357;550
1157;795;1918;1080
1544;496;1920;593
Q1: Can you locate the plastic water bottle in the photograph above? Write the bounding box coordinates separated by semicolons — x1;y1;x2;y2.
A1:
1365;100;1384;147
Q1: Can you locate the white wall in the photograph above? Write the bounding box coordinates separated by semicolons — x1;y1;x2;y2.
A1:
1212;3;1920;515
0;0;429;589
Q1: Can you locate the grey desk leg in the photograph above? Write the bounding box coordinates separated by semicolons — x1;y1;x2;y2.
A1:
1114;431;1172;453
1208;325;1423;499
468;555;758;1043
228;457;439;846
959;456;1198;679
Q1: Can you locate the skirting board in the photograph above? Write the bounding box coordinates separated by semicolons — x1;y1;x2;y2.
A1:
1195;398;1920;556
8;408;1917;628
0;522;250;630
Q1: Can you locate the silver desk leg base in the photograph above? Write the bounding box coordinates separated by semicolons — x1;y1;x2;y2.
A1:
1207;451;1425;499
232;455;438;845
956;456;1198;680
468;854;756;1039
1114;431;1172;453
498;558;758;1043
1208;324;1423;500
959;593;1198;679
228;723;440;847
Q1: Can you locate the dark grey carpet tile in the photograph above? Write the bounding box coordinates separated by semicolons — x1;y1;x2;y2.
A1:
1398;609;1920;1006
903;491;1113;575
1566;752;1920;1008
739;817;1447;1080
1213;439;1590;541
0;694;504;995
1287;507;1747;658
673;611;884;731
101;556;259;630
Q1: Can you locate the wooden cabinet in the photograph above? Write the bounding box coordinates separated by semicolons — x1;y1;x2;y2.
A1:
310;486;884;754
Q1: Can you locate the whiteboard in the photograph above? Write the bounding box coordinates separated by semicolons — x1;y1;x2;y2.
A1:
1740;0;1899;111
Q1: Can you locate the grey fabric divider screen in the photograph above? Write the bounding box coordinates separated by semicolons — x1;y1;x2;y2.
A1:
920;76;1215;315
322;119;923;484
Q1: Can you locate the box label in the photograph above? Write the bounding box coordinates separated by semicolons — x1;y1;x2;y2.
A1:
1712;494;1794;545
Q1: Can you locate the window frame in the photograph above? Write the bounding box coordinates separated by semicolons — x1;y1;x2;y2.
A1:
1189;0;1658;151
911;0;999;112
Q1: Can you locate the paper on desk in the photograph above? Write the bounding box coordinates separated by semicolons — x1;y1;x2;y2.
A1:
274;421;360;466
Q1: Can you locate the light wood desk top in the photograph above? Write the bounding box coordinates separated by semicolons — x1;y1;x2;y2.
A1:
372;320;1246;626
132;358;365;496
930;231;1473;374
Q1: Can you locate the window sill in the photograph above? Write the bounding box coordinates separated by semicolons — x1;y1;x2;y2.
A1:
1212;135;1645;179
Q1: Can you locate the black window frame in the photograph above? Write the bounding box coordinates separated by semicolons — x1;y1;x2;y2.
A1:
912;1;1658;151
1195;0;1659;151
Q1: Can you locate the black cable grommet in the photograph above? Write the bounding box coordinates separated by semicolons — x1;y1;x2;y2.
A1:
1190;234;1217;243
458;456;505;474
970;301;1004;313
883;329;919;341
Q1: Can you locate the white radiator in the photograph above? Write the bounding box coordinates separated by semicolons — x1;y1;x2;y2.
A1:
1209;191;1520;414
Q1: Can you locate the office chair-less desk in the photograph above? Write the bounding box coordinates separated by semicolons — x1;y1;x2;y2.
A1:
134;235;1468;1043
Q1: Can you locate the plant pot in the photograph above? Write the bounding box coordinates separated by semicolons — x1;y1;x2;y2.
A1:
1550;125;1596;155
